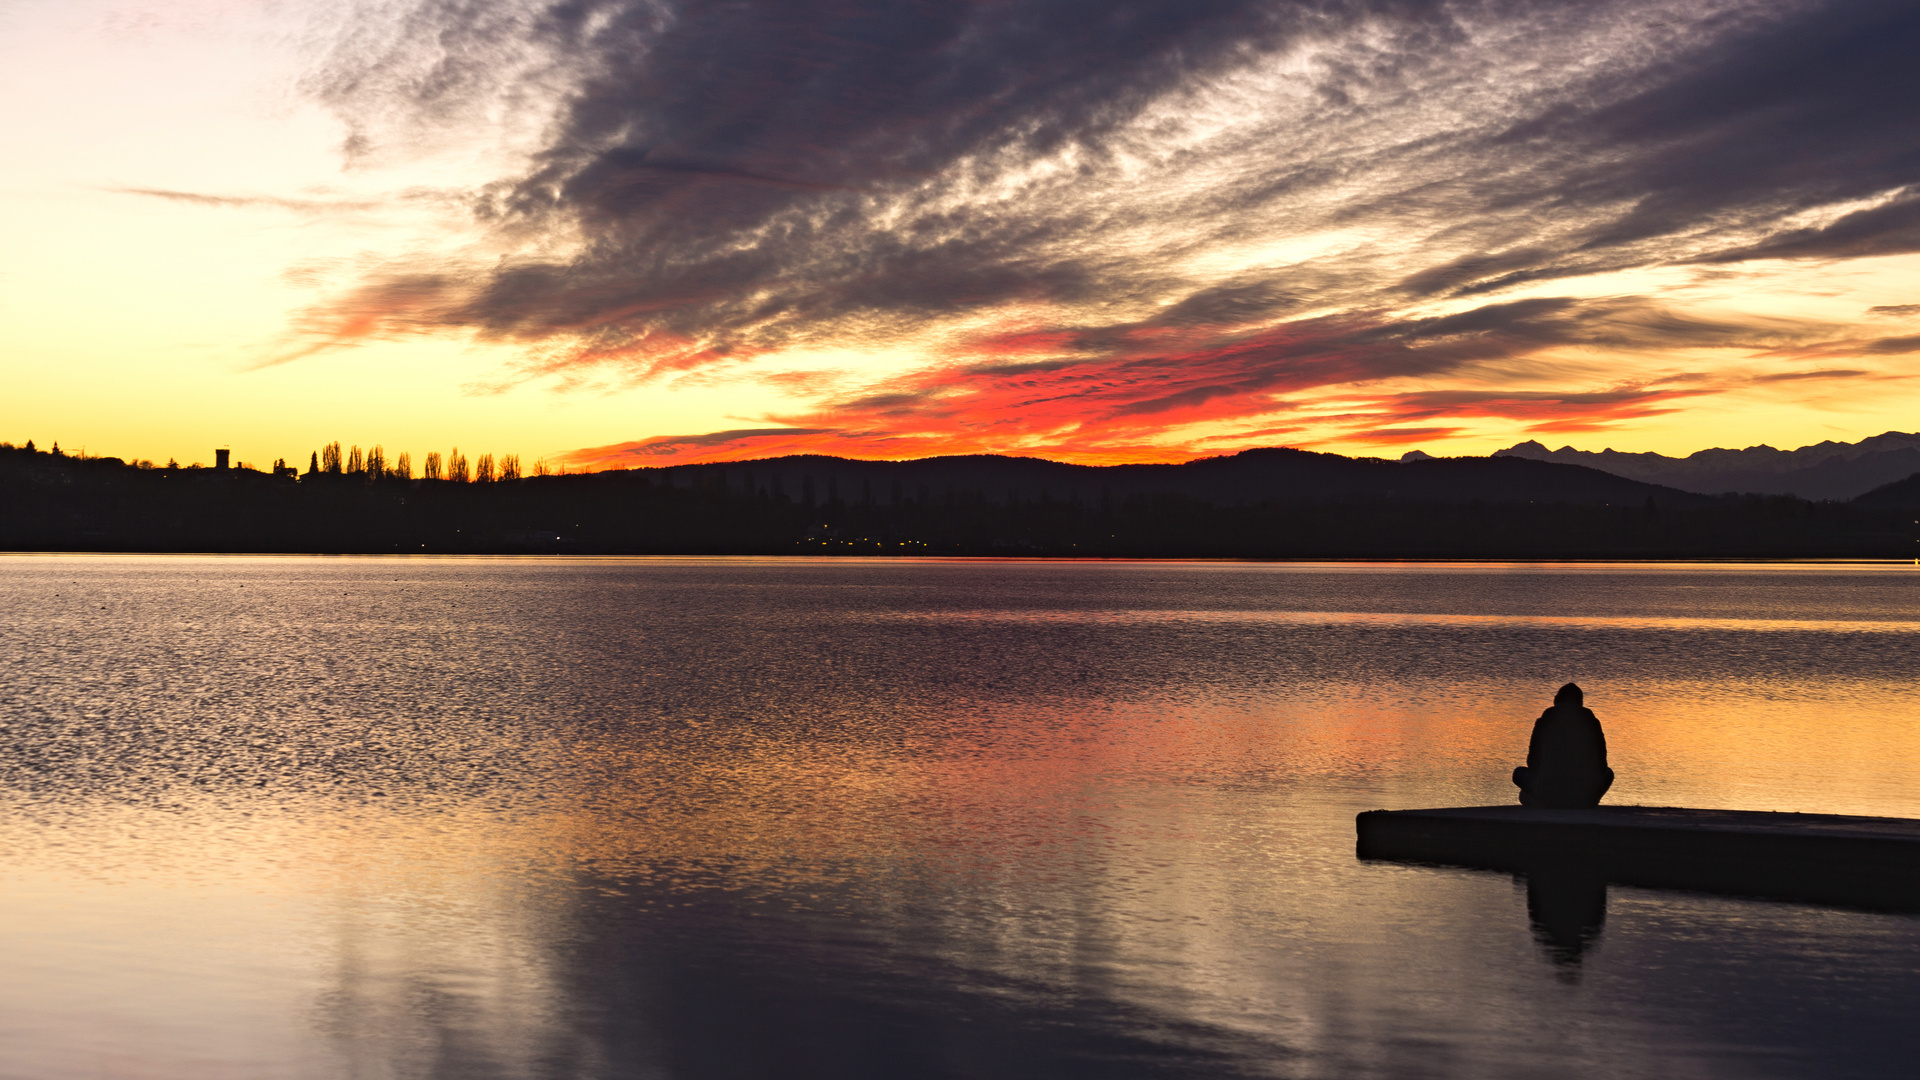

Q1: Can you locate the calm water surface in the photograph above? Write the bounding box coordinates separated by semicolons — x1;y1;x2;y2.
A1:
2;556;1917;1079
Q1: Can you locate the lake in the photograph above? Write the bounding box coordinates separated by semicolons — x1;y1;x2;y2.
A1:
1;555;1917;1078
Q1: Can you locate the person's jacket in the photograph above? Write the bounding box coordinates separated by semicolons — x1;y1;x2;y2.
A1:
1525;704;1610;806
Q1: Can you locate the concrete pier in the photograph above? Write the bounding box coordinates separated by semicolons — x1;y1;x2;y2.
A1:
1357;805;1920;910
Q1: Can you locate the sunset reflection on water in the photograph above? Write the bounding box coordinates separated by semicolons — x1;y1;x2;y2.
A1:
2;557;1917;1078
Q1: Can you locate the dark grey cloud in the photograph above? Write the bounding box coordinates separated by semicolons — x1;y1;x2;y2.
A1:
1143;282;1307;329
616;427;836;455
1511;2;1920;255
297;0;1920;439
1384;296;1809;355
1700;191;1920;264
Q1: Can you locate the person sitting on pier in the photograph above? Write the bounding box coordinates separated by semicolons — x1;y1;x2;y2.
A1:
1512;683;1614;809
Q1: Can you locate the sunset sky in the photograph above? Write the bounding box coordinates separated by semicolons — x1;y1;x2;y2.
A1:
3;0;1917;470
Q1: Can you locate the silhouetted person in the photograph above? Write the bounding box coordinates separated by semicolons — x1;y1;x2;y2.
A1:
1512;683;1613;808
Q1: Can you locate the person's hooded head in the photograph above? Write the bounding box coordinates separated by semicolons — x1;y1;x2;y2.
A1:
1554;683;1584;707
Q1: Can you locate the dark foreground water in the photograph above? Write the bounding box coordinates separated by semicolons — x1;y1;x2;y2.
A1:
1;556;1917;1079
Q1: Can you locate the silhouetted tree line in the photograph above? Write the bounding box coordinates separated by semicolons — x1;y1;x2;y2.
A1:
3;439;1918;557
298;441;548;483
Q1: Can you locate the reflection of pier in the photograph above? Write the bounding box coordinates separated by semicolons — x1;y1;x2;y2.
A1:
1356;806;1920;912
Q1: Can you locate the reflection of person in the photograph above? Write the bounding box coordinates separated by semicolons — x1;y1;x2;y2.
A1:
1512;683;1614;808
1526;863;1608;972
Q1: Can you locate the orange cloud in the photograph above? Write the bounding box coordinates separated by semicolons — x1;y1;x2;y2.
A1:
559;305;1747;467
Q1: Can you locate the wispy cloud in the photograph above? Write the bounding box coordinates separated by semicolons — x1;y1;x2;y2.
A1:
280;0;1920;461
1749;369;1874;383
107;186;385;213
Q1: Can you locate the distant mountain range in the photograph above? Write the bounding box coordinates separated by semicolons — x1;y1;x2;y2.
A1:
1492;431;1920;501
651;446;1707;507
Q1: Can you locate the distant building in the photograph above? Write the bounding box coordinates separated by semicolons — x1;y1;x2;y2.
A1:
215;449;230;469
